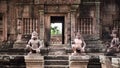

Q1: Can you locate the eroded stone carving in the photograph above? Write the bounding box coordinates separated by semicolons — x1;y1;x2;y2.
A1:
71;32;86;55
26;31;43;54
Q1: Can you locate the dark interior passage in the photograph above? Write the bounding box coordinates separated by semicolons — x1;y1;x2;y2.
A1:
50;16;65;44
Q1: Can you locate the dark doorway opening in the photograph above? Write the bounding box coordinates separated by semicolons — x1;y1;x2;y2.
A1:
50;16;65;44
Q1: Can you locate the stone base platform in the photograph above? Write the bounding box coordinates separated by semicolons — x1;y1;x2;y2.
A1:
69;55;90;68
13;40;27;49
25;53;44;68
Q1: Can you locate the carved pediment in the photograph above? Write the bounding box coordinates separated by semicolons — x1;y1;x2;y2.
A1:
45;5;70;13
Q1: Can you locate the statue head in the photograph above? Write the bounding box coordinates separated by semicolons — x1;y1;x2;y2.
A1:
75;32;82;39
31;31;38;40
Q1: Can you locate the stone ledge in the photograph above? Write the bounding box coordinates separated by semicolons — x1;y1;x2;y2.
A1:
44;65;69;68
25;53;44;61
13;40;27;49
0;55;26;68
112;58;120;67
69;55;90;61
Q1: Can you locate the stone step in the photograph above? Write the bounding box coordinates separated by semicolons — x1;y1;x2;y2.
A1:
44;65;69;68
0;66;26;68
0;49;26;55
44;60;69;65
86;44;103;46
47;46;67;55
48;47;67;55
44;55;69;60
87;56;101;68
87;65;101;68
50;44;66;46
40;48;49;55
49;48;65;52
66;47;105;54
48;45;66;49
85;40;104;48
44;55;69;68
85;40;102;43
0;55;26;68
86;43;103;47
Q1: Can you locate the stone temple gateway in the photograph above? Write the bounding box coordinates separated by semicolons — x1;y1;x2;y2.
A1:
0;0;120;68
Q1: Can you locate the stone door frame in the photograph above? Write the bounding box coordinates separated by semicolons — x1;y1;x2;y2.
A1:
44;13;68;45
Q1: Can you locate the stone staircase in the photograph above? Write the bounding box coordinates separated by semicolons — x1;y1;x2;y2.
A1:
83;35;105;53
87;56;101;68
44;55;69;68
44;45;69;68
0;55;26;68
85;40;104;53
47;44;67;55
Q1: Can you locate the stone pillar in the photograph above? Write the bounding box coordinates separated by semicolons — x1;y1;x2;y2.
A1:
112;58;120;68
39;10;44;41
69;55;89;68
94;2;100;39
99;55;112;68
25;54;44;68
70;10;76;40
66;12;71;45
4;13;8;41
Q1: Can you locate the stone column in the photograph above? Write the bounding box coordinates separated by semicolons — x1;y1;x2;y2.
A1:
94;2;100;39
66;12;71;45
69;55;89;68
39;10;44;46
112;58;120;68
70;10;76;40
25;54;44;68
4;13;8;41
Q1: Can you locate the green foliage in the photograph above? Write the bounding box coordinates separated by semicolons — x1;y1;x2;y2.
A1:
51;26;61;35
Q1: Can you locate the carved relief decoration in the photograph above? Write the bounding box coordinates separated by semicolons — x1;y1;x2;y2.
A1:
45;5;69;13
33;0;80;5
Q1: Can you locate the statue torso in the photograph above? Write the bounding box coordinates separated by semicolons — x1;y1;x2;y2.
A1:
29;39;40;50
74;38;82;48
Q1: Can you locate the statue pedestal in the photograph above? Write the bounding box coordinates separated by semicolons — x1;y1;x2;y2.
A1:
69;55;89;68
99;55;112;68
112;58;120;68
25;53;44;68
13;40;27;49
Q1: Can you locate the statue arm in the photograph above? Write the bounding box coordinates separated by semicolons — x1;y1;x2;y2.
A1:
81;40;86;52
26;40;32;49
38;40;43;49
110;38;114;47
80;39;86;48
117;38;120;44
82;41;86;49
